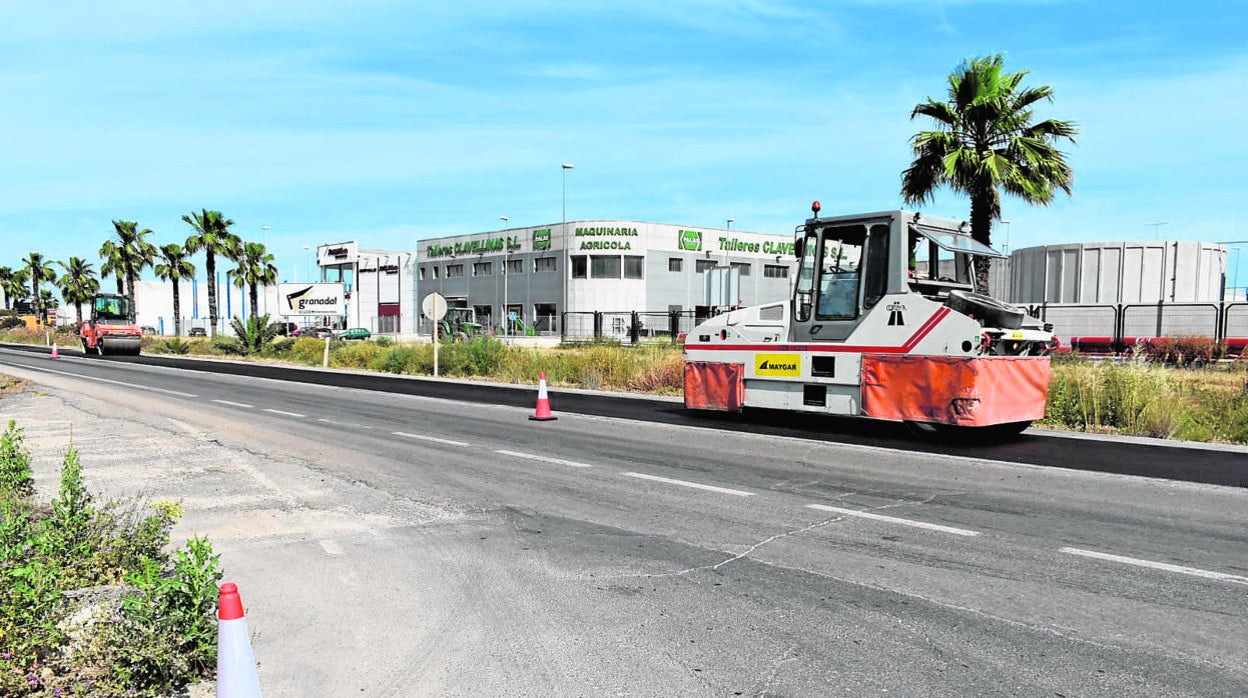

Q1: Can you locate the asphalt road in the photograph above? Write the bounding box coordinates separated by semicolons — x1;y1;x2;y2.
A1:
1;345;1246;696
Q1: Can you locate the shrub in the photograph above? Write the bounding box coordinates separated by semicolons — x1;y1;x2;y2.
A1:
228;315;279;355
0;420;34;498
162;337;191;355
211;336;245;355
0;426;222;697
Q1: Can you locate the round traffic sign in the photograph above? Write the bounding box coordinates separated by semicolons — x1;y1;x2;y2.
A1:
421;292;448;321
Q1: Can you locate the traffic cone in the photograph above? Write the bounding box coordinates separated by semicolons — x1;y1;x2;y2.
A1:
529;371;557;421
50;342;59;359
217;582;262;698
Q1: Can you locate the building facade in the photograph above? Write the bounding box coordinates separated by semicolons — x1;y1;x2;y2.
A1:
412;219;797;335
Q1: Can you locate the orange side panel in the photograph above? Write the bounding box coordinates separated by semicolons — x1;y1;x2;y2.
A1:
861;354;1050;426
684;361;745;411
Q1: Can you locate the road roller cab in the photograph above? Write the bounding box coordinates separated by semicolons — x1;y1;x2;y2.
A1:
79;293;143;356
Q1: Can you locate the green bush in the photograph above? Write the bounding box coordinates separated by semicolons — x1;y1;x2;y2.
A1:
0;420;34;499
0;426;222;697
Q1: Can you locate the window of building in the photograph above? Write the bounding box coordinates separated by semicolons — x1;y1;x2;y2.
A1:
323;265;354;292
418;266;427;281
764;264;788;279
533;257;556;273
571;255;587;279
473;304;493;327
446;264;464;278
432;265;439;279
668;258;683;272
591;255;621;279
473;261;492;276
695;259;718;274
624;256;644;279
731;262;751;277
506;258;523;274
534;303;557;331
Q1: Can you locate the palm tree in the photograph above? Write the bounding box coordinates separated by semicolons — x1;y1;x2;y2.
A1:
22;252;58;325
154;243;196;336
183;209;241;338
57;257;100;324
0;266;19;310
105;220;157;323
227;241;278;320
901;53;1078;291
2;268;30;312
98;240;127;295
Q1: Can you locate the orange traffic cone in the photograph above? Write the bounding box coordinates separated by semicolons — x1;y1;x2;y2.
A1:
529;371;557;421
50;342;59;359
217;582;262;697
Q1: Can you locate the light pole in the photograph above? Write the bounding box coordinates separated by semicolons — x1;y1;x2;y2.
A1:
725;218;734;267
1147;221;1169;241
1000;220;1011;253
1233;247;1243;301
500;216;509;337
561;163;574;332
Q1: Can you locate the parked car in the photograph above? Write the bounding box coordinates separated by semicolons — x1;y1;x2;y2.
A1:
140;326;157;335
338;327;371;341
268;321;298;336
188;327;207;337
300;326;334;339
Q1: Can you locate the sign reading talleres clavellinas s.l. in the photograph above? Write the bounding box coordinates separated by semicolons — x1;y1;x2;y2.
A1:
277;283;346;317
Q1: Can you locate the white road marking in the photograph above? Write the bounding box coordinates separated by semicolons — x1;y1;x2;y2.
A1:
263;408;307;418
392;431;470;447
806;503;981;537
620;472;755;497
318;417;374;430
496;449;592;468
1060;547;1248;585
212;399;254;408
1;362;198;397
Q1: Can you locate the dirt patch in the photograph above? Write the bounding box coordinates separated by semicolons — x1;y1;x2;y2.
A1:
0;372;29;397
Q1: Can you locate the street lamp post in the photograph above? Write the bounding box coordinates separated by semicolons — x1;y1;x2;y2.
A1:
725;218;734;267
1147;221;1169;241
500;216;509;338
1233;247;1243;301
1000;220;1011;253
561;163;574;334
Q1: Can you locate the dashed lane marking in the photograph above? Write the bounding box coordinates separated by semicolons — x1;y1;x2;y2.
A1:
806;503;980;537
1060;547;1248;585
496;449;593;468
392;431;470;447
263;408;307;418
212;399;254;408
318;418;374;430
620;472;755;497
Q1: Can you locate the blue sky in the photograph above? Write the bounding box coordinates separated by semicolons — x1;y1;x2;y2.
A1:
2;0;1247;285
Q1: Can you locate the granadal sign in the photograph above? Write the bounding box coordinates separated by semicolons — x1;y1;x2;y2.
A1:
277;283;345;317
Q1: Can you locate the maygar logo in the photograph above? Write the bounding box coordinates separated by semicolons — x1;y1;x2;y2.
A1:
755;353;800;377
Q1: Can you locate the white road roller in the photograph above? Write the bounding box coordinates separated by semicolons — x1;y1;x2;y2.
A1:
682;204;1055;438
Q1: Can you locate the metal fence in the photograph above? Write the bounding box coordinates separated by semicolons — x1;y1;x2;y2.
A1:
1022;301;1248;353
561;310;701;344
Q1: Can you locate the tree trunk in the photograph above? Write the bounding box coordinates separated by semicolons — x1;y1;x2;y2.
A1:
75;301;83;324
30;280;40;324
970;192;994;295
173;282;182;337
250;283;259;321
206;254;218;338
126;271;137;323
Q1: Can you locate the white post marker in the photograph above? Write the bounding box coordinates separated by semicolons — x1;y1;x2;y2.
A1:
422;292;447;378
322;334;330;368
